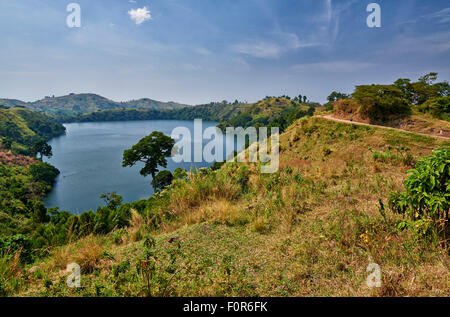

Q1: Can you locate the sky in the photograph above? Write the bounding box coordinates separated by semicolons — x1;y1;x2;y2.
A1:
1;0;450;105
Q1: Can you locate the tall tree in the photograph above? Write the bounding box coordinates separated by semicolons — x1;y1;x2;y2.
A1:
327;91;350;103
122;131;175;190
32;139;52;160
2;137;13;150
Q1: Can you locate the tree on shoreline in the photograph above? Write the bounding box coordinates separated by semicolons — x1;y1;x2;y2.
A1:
122;131;175;191
32;139;52;160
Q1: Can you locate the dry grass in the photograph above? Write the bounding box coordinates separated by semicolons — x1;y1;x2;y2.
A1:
73;235;105;274
0;150;38;166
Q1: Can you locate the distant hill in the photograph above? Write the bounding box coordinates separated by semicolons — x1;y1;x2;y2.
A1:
0;106;66;155
0;98;28;108
122;98;187;111
1;94;190;117
60;98;316;134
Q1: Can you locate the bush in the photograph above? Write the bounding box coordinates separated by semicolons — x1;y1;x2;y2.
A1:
389;147;449;235
352;85;411;122
29;162;60;186
333;99;360;116
419;96;450;120
152;170;174;192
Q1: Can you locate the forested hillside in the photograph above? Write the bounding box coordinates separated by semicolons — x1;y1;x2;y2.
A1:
59;97;317;135
0;107;65;155
0;108;65;273
1;94;189;118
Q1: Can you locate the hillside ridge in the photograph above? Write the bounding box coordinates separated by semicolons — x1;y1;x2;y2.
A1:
0;93;190;117
320;114;450;140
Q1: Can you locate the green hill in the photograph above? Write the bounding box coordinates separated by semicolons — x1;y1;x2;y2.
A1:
0;99;28;108
61;98;317;135
0;107;66;154
123;98;188;111
2;94;190;118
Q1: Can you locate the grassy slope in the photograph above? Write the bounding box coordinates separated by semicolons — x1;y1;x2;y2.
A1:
18;116;449;297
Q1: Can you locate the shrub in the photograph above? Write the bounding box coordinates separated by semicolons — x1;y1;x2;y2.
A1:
419;96;450;120
152;170;174;193
29;162;60;186
333;99;360;116
389;147;449;236
352;85;411;122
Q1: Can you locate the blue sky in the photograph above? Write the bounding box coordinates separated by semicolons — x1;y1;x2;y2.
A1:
1;0;449;104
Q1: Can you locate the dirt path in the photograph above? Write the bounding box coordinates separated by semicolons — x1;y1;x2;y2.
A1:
319;115;450;140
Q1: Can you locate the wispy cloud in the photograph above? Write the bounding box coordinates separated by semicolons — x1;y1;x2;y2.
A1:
423;7;450;24
233;41;282;59
233;32;318;59
128;7;151;25
385;31;450;56
293;61;376;73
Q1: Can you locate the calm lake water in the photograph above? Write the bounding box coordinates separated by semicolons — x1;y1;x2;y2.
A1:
44;120;240;214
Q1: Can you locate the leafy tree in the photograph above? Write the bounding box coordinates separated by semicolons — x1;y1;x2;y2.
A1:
32;139;52;160
151;170;174;192
419;96;450;120
32;201;49;223
1;122;21;141
173;168;187;180
100;192;123;210
29;162;60;185
122;131;175;190
394;73;450;105
1;137;13;150
327;91;349;103
419;72;438;85
393;78;414;102
352;85;411;121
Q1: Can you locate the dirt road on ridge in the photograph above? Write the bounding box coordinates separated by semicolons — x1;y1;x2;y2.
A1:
319;115;450;140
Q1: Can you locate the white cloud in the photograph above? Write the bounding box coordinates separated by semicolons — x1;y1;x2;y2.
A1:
128;7;151;25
